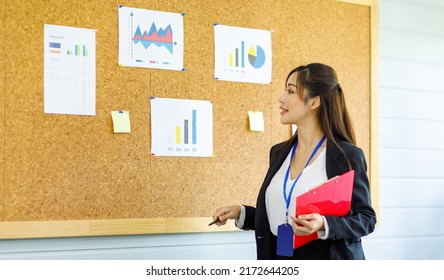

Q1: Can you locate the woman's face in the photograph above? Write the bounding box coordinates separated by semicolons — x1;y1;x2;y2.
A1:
278;72;312;125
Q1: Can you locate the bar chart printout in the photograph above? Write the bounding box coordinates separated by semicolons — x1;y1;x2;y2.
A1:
44;24;96;115
150;97;213;157
214;24;271;84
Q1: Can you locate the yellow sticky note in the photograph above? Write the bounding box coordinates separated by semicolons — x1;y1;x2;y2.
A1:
111;111;131;133
248;111;265;132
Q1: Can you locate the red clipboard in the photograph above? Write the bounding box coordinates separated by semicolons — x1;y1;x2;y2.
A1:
293;170;355;249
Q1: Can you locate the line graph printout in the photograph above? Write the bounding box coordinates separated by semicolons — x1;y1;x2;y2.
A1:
214;24;272;84
150;97;213;157
119;6;184;70
44;24;96;115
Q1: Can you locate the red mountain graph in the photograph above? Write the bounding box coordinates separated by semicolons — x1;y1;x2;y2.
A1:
132;23;174;54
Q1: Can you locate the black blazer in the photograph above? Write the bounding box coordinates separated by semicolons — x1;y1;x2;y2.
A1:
241;136;377;260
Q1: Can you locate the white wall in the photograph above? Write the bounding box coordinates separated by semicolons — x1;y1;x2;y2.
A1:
0;232;256;260
363;0;444;260
2;0;444;260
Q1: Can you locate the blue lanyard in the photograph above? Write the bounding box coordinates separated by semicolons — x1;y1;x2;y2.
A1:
283;135;326;223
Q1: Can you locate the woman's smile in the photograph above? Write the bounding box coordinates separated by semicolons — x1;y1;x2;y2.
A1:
280;106;288;116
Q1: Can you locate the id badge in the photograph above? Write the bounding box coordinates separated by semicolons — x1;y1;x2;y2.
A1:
277;223;294;257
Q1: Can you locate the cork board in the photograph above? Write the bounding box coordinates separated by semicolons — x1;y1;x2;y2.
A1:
0;0;378;238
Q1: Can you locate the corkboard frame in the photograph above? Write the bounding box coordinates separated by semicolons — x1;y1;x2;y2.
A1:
0;0;379;239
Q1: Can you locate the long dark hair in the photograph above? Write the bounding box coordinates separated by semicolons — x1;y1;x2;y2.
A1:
287;63;356;168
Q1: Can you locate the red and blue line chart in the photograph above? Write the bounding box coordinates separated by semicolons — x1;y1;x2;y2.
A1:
118;6;184;71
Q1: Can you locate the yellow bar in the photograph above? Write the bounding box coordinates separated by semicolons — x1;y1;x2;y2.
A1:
176;126;181;144
229;52;233;67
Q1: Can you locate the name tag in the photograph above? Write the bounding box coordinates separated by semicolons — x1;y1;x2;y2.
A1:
277;223;294;257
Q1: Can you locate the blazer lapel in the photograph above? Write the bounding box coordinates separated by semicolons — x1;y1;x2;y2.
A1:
263;137;296;187
326;141;348;178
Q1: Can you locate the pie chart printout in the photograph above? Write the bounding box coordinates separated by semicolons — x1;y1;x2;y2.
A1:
248;45;266;69
214;24;272;84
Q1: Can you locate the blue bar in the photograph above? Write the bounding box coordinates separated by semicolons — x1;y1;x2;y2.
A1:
192;110;197;144
49;42;61;48
83;45;86;56
241;41;245;67
75;45;78;56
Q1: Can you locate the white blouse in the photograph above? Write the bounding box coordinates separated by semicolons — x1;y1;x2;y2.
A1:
237;147;329;238
265;147;328;235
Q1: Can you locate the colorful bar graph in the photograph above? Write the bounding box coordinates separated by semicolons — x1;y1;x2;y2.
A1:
228;41;245;68
173;109;197;145
67;45;89;56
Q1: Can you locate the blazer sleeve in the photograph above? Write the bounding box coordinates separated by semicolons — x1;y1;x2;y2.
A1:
325;146;377;239
241;205;256;230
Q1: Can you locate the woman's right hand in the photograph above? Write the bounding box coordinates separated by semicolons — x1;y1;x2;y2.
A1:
212;205;241;226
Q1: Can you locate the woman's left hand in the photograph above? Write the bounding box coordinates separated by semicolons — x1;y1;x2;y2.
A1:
290;213;324;236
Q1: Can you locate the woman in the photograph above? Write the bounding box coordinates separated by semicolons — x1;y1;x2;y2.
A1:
212;63;376;260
